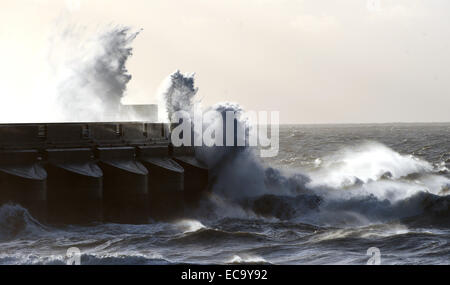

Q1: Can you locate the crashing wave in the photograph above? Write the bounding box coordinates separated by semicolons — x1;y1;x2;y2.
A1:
156;70;450;228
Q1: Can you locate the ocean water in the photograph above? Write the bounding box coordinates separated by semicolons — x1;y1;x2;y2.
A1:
0;123;449;265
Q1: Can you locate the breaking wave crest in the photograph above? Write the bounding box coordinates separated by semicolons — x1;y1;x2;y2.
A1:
0;204;48;240
309;142;436;188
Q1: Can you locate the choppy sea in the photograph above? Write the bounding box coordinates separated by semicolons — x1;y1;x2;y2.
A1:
1;123;449;265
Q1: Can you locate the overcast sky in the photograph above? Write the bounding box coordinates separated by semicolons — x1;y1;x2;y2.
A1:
1;0;449;123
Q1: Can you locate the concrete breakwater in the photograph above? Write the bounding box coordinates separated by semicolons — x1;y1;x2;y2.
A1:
0;122;208;224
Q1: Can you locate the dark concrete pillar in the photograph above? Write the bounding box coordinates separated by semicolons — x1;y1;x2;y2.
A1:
137;145;184;220
0;150;47;221
171;146;209;204
96;147;149;224
45;148;103;224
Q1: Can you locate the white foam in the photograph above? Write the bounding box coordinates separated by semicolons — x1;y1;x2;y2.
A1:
175;219;206;233
308;142;434;188
228;254;267;264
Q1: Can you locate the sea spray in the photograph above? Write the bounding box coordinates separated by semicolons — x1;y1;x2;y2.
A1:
55;26;141;121
158;71;310;200
158;70;199;123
